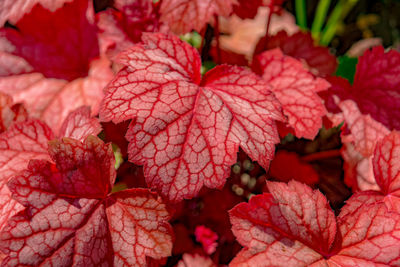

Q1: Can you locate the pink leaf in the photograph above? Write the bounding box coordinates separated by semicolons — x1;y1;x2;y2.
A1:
230;181;400;266
373;131;400;197
253;48;329;139
58;106;102;141
0;120;53;231
338;100;389;192
0;58;113;134
0;0;73;25
0;136;173;266
100;33;283;202
160;0;236;34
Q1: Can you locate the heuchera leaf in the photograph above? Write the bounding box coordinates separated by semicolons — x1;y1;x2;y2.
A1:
0;0;99;81
58;106;102;141
253;48;329;139
0;120;53;232
338;100;389;191
0;0;114;133
160;0;236;34
232;0;264;19
100;33;283;202
268;150;319;185
0;107;101;232
0;136;173;266
326;46;400;130
0;58;113;134
97;0;163;58
0;0;73;25
229;180;400;266
255;30;338;77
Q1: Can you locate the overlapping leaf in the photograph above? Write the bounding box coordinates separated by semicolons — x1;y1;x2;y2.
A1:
160;0;236;34
0;0;113;133
255;30;338;77
230;181;400;266
100;32;283;202
0;93;27;133
0;107;100;233
338;100;389;191
326;46;400;130
0;136;173;266
253;48;329;139
0;0;73;25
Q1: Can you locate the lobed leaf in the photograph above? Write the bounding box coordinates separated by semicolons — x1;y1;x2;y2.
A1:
101;33;283;202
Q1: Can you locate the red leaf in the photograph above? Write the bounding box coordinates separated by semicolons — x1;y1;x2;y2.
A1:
232;0;263;19
268;150;319;185
0;136;173;266
373;131;400;197
0;120;53;231
58;106;102;141
255;30;338;77
229;181;336;266
177;253;217;267
229;181;400;266
327;46;400;130
0;0;99;81
253;48;329;139
194;225;218;255
100;33;283;202
0;0;73;25
97;0;163;58
160;0;235;34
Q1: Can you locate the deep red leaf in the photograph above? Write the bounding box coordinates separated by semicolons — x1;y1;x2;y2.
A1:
253;48;329;139
0;0;99;81
0;0;73;25
100;33;283;202
97;0;163;58
326;46;400;130
232;0;263;19
268;150;319;185
160;0;235;34
255;30;338;77
0;136;173;266
229;181;400;266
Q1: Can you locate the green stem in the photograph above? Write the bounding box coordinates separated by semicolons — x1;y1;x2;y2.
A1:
295;0;307;30
311;0;331;40
320;0;359;45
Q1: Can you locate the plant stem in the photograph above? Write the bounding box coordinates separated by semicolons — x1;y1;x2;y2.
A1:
311;0;331;40
295;0;307;30
320;0;359;45
301;149;341;162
